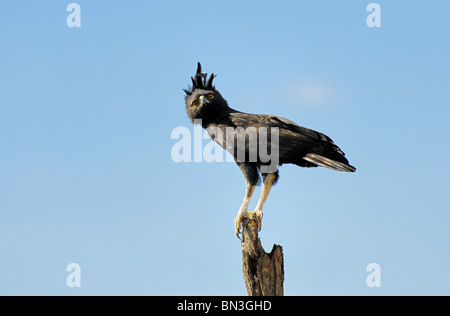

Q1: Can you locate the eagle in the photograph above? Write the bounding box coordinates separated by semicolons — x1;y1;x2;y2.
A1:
184;63;356;238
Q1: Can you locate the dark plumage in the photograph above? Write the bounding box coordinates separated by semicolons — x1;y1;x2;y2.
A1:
184;63;356;237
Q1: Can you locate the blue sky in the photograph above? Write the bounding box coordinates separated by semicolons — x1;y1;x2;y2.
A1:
0;1;449;295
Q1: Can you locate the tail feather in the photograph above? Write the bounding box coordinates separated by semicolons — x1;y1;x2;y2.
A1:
303;153;356;172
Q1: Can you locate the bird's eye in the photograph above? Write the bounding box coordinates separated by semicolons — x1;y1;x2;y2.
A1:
207;94;214;99
192;101;199;107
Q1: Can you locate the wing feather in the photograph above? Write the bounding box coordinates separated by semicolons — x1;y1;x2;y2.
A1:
224;112;355;171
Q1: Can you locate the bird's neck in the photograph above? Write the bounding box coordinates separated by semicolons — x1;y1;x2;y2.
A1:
201;107;233;128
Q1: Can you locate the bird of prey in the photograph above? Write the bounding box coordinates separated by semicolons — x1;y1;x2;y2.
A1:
184;63;356;237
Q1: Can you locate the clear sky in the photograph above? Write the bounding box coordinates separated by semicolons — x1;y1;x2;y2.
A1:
0;1;449;295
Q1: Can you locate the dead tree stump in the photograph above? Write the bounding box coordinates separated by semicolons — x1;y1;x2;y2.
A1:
241;215;284;296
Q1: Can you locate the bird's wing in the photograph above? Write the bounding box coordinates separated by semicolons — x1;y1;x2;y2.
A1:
230;113;325;140
228;112;354;170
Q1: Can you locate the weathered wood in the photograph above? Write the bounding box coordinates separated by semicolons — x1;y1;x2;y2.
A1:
241;215;284;296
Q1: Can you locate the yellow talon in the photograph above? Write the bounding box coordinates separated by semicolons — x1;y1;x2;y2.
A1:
246;210;263;231
235;210;263;239
235;216;243;239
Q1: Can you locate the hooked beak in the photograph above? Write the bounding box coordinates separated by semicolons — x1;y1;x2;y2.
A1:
198;95;208;107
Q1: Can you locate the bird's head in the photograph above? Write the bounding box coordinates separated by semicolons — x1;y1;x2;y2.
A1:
184;63;228;125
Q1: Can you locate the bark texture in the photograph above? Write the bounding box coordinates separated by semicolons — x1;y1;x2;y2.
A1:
241;216;284;296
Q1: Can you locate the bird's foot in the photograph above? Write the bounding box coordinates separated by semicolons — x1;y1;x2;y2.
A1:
235;210;263;239
246;210;263;232
235;215;244;239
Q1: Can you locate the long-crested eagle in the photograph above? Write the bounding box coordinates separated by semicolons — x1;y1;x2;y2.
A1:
184;63;356;237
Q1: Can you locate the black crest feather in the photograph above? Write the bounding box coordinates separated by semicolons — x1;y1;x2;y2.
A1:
184;62;216;96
